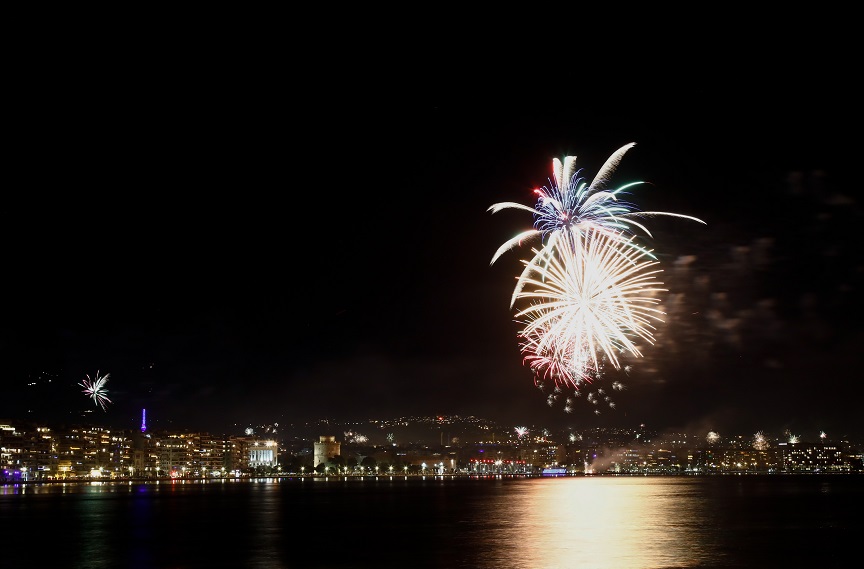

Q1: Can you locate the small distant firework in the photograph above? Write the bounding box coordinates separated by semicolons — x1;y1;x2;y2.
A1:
344;431;368;444
706;431;721;445
820;431;827;439
80;371;112;411
386;433;395;443
783;429;800;444
515;426;529;439
752;431;769;451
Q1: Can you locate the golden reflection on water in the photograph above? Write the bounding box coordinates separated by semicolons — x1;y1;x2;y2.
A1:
489;477;716;569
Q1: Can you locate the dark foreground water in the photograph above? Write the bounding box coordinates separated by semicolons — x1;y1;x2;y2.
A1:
2;474;862;569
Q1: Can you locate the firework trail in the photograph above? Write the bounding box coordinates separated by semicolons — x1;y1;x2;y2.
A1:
80;371;112;411
490;143;704;415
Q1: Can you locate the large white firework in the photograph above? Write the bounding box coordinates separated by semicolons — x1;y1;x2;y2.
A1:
514;227;667;388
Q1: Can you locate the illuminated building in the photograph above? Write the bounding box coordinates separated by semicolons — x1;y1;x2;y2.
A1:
313;435;340;468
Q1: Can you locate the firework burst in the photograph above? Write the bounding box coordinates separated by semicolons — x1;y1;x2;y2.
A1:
491;143;704;415
516;230;665;415
80;371;112;411
489;143;705;306
344;431;369;444
515;228;666;385
752;431;770;451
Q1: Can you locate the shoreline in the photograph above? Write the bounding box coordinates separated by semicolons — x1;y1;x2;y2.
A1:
4;470;860;486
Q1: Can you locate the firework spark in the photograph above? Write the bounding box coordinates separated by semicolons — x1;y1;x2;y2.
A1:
514;426;529;438
80;371;112;411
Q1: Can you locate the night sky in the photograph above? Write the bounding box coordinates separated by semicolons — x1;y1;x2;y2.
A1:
4;59;861;439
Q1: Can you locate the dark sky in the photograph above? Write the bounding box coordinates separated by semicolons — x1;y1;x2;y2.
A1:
4;44;862;439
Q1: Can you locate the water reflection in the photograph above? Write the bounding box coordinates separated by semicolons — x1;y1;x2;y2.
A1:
3;476;857;568
246;484;283;568
468;477;721;569
73;485;115;569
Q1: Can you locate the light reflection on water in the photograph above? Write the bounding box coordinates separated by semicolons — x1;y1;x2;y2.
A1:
466;477;720;569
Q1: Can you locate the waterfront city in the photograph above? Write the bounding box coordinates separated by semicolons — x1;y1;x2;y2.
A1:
2;413;861;483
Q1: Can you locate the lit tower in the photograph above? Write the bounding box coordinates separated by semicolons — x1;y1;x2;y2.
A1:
141;408;147;433
313;436;341;468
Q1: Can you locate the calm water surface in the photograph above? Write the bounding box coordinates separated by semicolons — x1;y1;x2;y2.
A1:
2;475;861;569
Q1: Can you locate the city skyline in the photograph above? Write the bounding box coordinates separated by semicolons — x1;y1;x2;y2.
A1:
2;405;859;451
4;102;861;440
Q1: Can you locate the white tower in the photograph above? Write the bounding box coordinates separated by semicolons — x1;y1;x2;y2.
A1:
313;435;341;467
